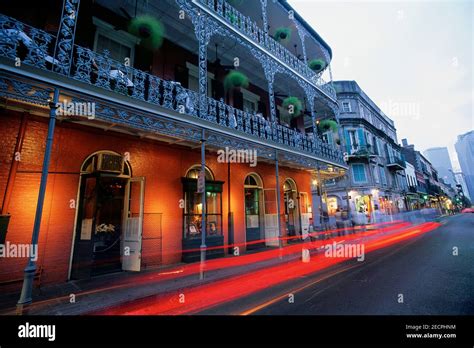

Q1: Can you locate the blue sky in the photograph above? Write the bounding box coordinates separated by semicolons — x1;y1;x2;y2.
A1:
290;0;473;169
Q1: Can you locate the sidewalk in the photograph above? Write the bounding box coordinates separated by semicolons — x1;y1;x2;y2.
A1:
0;246;304;315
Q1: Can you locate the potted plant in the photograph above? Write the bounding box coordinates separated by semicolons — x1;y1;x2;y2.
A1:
129;15;165;50
224;70;249;91
308;58;326;73
0;214;10;245
274;27;292;42
318;119;338;133
282;96;303;117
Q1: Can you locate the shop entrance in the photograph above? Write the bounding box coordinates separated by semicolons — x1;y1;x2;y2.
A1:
70;151;144;280
284;179;301;240
244;174;265;250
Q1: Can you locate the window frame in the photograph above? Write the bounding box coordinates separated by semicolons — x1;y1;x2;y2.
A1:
352;164;367;183
92;17;139;66
342;101;352;113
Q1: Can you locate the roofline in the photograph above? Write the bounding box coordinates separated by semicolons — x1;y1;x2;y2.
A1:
280;0;333;60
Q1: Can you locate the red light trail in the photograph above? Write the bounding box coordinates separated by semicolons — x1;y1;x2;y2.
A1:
97;221;440;315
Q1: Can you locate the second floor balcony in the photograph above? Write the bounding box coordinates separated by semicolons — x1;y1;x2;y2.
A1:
386;156;406;171
0;11;346;169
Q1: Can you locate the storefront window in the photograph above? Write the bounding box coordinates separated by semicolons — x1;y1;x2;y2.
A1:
182;167;223;240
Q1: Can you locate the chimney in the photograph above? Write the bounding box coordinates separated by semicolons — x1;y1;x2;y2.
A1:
402;138;409;147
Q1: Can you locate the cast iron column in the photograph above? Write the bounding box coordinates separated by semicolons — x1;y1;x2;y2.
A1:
17;89;59;311
200;129;207;279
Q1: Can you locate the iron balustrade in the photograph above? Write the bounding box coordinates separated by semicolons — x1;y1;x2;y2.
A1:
0;14;345;165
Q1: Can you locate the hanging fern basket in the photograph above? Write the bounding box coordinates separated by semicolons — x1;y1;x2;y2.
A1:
224;70;249;91
274;27;292;42
282;96;303;118
308;58;326;73
128;15;165;50
318;119;339;132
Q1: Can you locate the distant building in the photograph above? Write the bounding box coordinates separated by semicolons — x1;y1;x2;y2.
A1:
401;139;445;209
455;131;474;200
324;81;407;221
424;147;456;187
453;171;471;201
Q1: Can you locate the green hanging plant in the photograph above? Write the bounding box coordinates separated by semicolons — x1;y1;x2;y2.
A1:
128;15;165;50
318;119;339;132
282;96;303;117
274;27;292;42
308;58;326;73
224;70;249;91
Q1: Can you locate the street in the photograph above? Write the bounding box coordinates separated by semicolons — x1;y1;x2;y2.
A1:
98;214;473;316
201;214;474;315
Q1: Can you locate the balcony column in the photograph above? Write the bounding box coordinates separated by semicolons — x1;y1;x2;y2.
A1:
274;150;283;251
194;13;214;121
263;61;277;123
304;89;317;137
311;168;323;230
53;0;81;76
260;0;269;36
17;89;60;311
294;22;308;64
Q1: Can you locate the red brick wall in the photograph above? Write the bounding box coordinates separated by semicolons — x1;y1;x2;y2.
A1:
0;110;312;287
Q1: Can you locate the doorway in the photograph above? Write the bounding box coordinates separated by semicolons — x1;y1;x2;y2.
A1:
244;174;264;250
70;151;144;280
284;178;301;240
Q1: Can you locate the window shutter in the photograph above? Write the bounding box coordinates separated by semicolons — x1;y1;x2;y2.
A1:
233;90;244;110
357;128;366;146
257;101;267;117
174;66;189;88
212;79;225;101
326;131;334;145
344;129;351;154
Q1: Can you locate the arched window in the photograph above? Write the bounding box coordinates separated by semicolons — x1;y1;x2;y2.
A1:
244;173;264;249
181;165;223;262
185;165;214;181
283;178;301;238
80;150;131;177
244;173;263;188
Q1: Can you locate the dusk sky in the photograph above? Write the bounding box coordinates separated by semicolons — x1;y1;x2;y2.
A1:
290;0;473;170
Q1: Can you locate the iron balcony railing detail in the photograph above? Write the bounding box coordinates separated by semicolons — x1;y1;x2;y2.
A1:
197;0;336;99
0;14;345;165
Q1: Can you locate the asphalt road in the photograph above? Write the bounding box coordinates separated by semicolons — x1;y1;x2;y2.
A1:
199;213;474;315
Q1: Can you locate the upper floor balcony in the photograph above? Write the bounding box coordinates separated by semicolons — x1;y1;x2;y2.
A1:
386;156;406;171
0;10;346;169
193;0;336;100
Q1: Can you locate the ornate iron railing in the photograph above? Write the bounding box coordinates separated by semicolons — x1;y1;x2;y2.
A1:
197;0;336;99
0;14;345;165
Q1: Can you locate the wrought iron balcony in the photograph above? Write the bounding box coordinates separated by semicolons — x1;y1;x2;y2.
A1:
0;14;345;166
386;157;406;170
195;0;336;100
345;144;373;158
